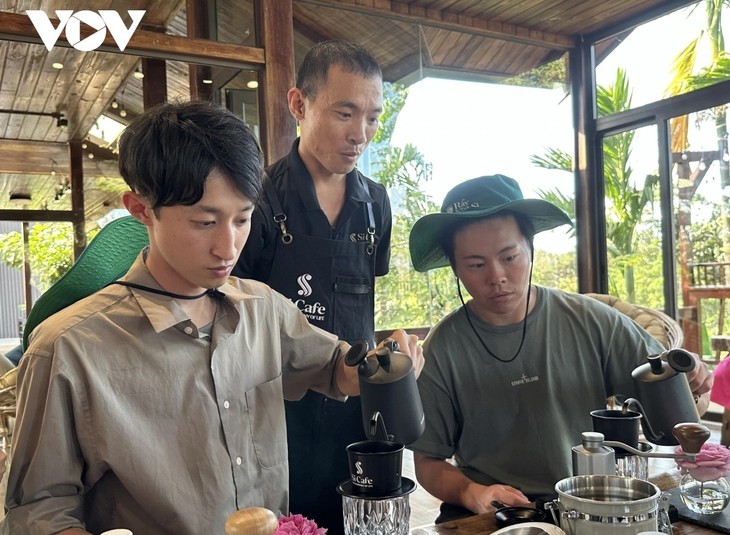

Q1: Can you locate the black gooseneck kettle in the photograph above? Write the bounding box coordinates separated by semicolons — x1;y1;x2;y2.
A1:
623;349;701;446
345;339;425;445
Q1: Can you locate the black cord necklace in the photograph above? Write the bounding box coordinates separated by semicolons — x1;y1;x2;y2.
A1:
457;263;533;363
107;281;225;300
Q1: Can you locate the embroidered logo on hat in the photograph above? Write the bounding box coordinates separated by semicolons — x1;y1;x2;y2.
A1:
447;199;480;213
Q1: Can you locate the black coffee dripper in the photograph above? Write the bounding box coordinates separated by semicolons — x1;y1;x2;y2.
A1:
337;339;424;500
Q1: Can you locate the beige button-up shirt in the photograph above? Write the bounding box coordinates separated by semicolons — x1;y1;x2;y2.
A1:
2;253;346;535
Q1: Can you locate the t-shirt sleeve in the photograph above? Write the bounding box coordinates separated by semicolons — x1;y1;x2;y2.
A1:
408;336;458;460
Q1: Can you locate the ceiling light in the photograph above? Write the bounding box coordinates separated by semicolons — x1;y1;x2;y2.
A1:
111;100;119;109
9;191;32;206
52;62;63;69
88;152;95;159
56;115;68;128
246;80;259;89
119;109;127;118
134;67;144;79
203;79;213;85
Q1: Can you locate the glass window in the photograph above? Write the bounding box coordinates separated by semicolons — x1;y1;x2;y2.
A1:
596;1;730;111
602;124;663;306
671;105;730;361
0;221;74;340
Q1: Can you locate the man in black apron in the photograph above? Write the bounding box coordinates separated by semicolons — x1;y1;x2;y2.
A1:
234;41;391;534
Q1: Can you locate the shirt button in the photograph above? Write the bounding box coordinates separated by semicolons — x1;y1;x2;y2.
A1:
184;326;193;334
236;457;242;466
224;400;230;409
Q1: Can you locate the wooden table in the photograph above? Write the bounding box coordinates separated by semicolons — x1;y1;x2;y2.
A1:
411;513;722;534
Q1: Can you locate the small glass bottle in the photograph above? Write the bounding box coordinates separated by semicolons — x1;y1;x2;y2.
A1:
679;472;730;514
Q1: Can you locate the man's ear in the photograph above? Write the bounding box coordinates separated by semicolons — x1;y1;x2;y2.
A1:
122;191;154;226
287;87;306;121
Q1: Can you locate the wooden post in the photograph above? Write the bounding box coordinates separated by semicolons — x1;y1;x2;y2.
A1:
68;139;86;260
186;0;214;101
258;0;297;164
142;58;168;108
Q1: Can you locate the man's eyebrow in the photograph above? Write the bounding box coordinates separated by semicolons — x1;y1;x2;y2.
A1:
334;100;383;114
498;243;521;255
196;202;255;214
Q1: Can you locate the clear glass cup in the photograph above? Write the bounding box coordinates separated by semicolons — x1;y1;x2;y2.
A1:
341;495;410;535
679;472;730;514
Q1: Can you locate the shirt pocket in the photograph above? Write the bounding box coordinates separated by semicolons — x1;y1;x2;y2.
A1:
244;373;286;469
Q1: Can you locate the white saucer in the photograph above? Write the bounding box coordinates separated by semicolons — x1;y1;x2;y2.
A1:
491;522;566;535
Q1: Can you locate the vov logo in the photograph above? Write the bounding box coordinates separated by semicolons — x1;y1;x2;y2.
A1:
27;10;146;52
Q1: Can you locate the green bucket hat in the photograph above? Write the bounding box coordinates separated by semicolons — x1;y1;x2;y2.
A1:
409;174;572;272
22;215;149;350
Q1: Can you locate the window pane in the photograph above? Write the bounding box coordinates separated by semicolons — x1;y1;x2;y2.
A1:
602;124;663;307
672;104;730;361
596;1;730;111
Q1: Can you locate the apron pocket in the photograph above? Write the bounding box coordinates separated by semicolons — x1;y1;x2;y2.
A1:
333;276;371;294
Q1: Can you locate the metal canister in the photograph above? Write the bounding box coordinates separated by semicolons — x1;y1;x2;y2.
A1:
550;475;668;535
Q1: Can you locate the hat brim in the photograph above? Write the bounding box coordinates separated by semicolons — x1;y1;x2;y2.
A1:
22;215;149;350
409;199;572;272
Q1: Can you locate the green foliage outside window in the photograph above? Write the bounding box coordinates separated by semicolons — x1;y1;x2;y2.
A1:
0;222;96;293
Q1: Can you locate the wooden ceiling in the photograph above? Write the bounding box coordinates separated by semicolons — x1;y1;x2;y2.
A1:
0;0;696;227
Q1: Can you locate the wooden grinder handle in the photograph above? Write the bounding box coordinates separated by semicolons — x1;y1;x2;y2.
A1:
225;507;278;535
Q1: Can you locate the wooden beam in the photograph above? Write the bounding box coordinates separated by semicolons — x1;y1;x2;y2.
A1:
260;0;297;164
0;139;117;177
296;0;574;50
0;11;265;69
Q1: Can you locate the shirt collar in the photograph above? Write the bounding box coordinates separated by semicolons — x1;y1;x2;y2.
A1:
288;138;375;210
120;251;254;333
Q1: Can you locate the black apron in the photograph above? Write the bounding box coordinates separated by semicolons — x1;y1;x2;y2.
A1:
264;179;377;534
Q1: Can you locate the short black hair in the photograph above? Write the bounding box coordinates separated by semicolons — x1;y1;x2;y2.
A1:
442;211;536;267
296;40;382;100
118;100;263;209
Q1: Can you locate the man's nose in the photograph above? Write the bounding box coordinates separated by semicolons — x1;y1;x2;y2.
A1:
348;119;368;146
488;264;508;285
213;225;238;260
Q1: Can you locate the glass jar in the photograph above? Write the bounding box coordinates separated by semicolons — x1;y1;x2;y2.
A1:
679;472;730;514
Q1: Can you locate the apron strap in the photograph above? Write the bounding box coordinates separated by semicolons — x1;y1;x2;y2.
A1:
365;202;376;255
263;173;293;244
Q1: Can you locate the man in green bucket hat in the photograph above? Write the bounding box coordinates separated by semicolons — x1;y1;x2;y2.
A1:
406;174;713;523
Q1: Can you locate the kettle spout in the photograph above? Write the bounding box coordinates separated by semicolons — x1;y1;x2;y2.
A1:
622;398;665;444
369;411;393;441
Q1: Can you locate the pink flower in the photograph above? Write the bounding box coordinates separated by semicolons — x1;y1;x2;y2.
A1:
675;443;730;482
273;514;327;535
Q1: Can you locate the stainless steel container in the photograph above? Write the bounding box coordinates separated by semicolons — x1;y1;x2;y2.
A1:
550;475;669;535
